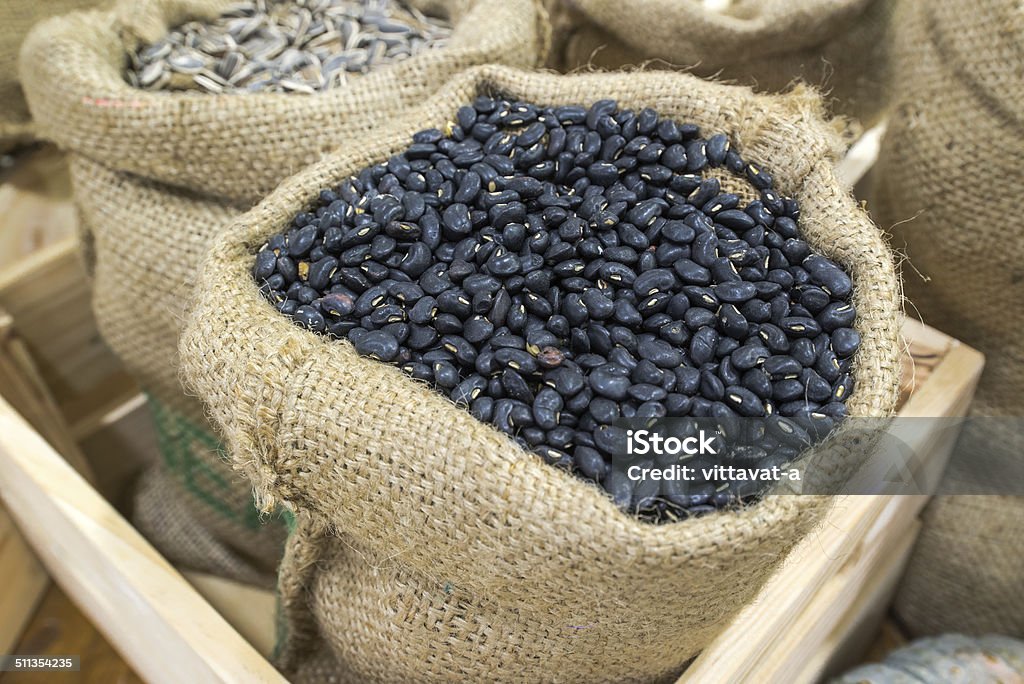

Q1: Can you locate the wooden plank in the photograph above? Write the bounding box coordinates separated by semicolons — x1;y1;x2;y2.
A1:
0;148;136;432
835;123;887;190
0;147;75;269
0;509;49;657
0;311;95;482
0;393;287;684
76;394;157;508
0;584;143;684
789;522;919;683
0;239;137;429
680;319;984;684
184;572;277;659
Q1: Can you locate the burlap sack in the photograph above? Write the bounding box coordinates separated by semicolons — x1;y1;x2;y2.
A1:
71;157;286;583
869;0;1024;639
557;0;894;127
133;459;275;587
21;0;548;583
179;64;901;680
20;0;550;204
0;0;102;151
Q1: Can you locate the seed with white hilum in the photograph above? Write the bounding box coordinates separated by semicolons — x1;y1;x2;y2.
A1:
125;0;452;94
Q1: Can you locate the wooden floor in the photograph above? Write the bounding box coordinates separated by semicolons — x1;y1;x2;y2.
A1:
0;585;142;683
0;147;142;683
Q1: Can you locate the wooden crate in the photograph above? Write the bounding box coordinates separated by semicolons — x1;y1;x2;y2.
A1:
681;318;983;684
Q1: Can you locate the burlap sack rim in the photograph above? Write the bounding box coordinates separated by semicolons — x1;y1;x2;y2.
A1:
562;0;875;64
19;0;550;199
24;0;549;107
181;65;900;560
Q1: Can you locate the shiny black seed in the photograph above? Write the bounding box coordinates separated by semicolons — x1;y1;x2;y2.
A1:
589;364;631;400
353;330;399;361
831;327;861;357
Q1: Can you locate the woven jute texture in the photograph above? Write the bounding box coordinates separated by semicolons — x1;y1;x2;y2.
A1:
25;0;547;582
179;65;901;681
872;0;1024;638
19;0;550;204
557;0;894;127
0;0;103;151
133;460;276;587
72;157;287;583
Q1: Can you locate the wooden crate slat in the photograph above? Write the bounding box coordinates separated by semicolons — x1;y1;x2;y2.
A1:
680;320;983;684
0;238;136;430
0;392;286;684
0;507;50;656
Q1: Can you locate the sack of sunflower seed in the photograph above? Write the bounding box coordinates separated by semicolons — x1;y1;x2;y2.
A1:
870;0;1024;639
557;0;894;127
180;64;901;680
0;0;102;151
20;0;550;584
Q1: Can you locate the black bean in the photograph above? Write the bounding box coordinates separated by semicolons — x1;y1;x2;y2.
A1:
547;366;585;396
638;338;684;368
633;268;675;296
407;323;439;350
831;327;861;357
574;445;608;481
763;355;802;378
742;368;772;399
320;292;356;317
461;315;492;344
533;388;563;429
690;327;719;365
700;370;725;401
779;316;822;338
803;255;853;298
713;281;756;304
581;288;615;319
724;386;765;417
352;330;399;361
758;323;790;353
589;364;631;400
452;375;487;406
659;320;688;346
818;302;857;331
637;291;671;315
732;344;769;370
593;424;627;456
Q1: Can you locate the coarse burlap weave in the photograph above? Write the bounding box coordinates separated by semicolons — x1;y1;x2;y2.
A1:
557;0;894;127
20;0;550;204
21;0;549;583
869;0;1024;639
133;459;275;587
0;0;102;151
72;157;285;584
180;65;901;681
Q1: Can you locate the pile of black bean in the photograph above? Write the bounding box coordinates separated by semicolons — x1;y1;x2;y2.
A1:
254;97;861;521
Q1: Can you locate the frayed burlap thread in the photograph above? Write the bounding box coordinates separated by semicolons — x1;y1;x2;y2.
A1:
181;66;900;681
0;0;101;151
871;0;1024;638
133;461;276;587
558;0;894;127
19;0;550;204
